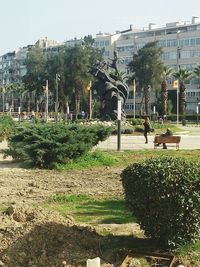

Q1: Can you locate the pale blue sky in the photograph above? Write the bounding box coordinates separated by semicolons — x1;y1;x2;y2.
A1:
1;0;200;55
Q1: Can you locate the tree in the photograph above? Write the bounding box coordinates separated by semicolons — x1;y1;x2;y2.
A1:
159;66;175;116
173;69;193;115
62;44;103;118
194;64;200;89
23;48;48;113
128;41;164;115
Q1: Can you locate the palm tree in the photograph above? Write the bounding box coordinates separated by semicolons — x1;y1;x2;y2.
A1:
173;69;194;115
6;84;18;112
0;86;6;112
160;66;175;116
193;64;200;88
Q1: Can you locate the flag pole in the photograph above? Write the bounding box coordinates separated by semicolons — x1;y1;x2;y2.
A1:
133;79;136;119
173;80;179;125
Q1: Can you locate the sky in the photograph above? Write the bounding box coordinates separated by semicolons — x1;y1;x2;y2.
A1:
1;0;200;56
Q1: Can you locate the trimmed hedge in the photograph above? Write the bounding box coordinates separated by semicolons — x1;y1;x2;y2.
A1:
4;123;112;168
121;157;200;247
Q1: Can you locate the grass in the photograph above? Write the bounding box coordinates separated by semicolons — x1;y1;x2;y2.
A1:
56;149;200;170
56;149;120;170
43;194;134;225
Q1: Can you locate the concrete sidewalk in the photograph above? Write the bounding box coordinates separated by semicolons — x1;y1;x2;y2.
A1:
96;134;200;150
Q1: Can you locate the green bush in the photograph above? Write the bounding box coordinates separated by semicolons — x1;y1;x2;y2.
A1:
134;126;144;133
0;115;15;142
4;123;112;169
121;157;200;247
129;118;144;126
112;127;134;135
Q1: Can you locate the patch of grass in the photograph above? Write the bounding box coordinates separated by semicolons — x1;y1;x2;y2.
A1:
176;240;200;255
44;194;134;224
104;149;200;167
55;149;200;170
0;204;9;213
175;240;200;264
56;150;119;170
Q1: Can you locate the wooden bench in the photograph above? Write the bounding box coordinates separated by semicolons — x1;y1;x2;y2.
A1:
154;135;181;149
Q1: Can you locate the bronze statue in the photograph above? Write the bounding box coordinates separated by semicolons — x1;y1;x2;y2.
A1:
89;51;129;120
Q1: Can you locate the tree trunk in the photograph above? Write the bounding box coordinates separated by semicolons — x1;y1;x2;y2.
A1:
10;93;14;112
18;95;22;111
144;86;151;116
161;80;168;116
26;93;31;113
75;91;80;119
179;82;186;115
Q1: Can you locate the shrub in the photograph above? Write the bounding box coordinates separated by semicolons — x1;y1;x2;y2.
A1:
134;126;144;133
121;157;200;247
0;115;15;141
129;118;144;126
4;123;112;169
112;127;134;135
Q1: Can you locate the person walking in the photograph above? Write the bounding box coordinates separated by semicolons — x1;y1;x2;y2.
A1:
143;116;151;144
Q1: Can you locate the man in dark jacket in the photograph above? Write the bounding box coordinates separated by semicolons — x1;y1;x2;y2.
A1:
156;128;173;149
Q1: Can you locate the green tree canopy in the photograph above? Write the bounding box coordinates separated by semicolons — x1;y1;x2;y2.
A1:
128;41;164;90
128;41;164;115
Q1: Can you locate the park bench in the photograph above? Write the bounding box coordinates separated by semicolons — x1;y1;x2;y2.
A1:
154;135;181;149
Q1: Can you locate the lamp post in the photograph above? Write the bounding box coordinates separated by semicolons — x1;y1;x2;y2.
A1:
197;103;200;124
177;30;181;70
173;80;179;124
133;79;136;119
55;74;60;122
44;80;48;122
117;96;122;151
2;79;5;113
87;81;92;120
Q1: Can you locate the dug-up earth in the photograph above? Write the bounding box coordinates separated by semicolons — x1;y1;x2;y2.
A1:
0;159;199;267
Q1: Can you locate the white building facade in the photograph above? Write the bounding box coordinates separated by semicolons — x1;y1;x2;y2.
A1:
1;17;200;114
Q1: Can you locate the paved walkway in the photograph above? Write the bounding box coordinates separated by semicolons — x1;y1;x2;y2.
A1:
96;134;200;150
96;126;200;151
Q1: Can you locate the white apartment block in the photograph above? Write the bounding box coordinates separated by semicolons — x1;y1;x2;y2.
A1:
1;17;200;114
0;38;61;86
115;16;200;114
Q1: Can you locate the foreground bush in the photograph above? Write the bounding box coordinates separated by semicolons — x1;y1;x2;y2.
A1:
0;115;15;142
121;157;200;247
4;123;112;168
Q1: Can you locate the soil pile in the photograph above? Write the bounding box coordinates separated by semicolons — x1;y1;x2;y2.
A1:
0;205;113;267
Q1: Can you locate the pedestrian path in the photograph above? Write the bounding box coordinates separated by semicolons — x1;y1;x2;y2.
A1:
96;134;200;150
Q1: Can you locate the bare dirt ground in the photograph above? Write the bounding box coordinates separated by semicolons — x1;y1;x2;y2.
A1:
0;154;198;266
0;157;143;267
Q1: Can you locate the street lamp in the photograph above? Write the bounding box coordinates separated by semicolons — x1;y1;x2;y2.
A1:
55;74;60;122
133;79;136;119
44;80;48;122
177;30;181;70
117;96;122;151
2;78;6;113
173;80;179;124
86;81;92;120
197;103;200;124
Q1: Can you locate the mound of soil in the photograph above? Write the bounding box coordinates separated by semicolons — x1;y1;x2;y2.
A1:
0;205;112;267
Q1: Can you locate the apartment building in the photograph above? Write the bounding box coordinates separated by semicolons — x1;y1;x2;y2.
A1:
0;38;61;87
94;31;121;61
115;16;200;114
1;17;200;114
